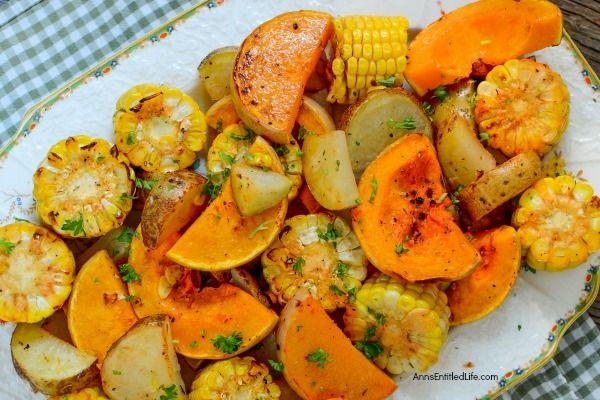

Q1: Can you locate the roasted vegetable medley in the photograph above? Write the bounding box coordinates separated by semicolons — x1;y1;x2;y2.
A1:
2;0;600;399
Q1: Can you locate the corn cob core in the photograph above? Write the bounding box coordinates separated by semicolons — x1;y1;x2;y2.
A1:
327;15;409;104
207;123;302;200
262;213;367;311
114;83;207;172
33;135;135;238
0;222;74;323
512;175;600;271
344;273;450;374
189;356;281;400
475;58;570;157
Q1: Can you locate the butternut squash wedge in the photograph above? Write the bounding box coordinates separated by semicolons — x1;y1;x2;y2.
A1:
167;137;288;271
447;226;521;325
231;10;334;144
352;134;481;282
405;0;563;96
277;289;397;399
295;96;335;136
128;230;278;359
66;250;138;365
205;95;241;133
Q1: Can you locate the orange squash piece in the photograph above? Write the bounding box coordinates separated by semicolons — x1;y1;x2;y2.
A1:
129;230;278;359
447;225;521;325
295;96;336;136
405;0;563;96
352;134;481;282
205;95;241;132
167;137;288;271
231;11;334;144
277;289;397;399
66;250;138;365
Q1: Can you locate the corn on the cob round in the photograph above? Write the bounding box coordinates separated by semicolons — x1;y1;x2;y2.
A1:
207;123;302;200
475;58;570;157
189;356;281;400
327;15;409;104
33;135;135;238
114;83;207;172
262;213;367;311
344;273;450;374
512;175;600;271
49;387;108;400
0;222;74;323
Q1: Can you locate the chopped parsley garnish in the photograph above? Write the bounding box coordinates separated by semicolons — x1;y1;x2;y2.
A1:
329;284;346;296
387;117;416;131
335;159;340;171
365;326;377;340
215;117;223;133
355;341;384;360
248;219;273;239
376;76;396;87
296;149;304;157
202;170;230;200
334;261;349;278
159;384;178;400
296;324;303;332
116;227;135;243
126;131;136;145
189;340;199;348
61;214;85;236
369;176;378;203
517;324;522;331
119;263;141;283
307;348;330;368
218;150;235;165
96;155;105;162
394;243;409;255
347;287;357;304
449;184;464;205
298;126;316;140
230;128;255;141
422;101;433;116
0;238;15;255
292;256;305;274
273;144;290;157
112;370;122;375
368;307;386;325
119;192;137;201
479;132;490;143
433;85;448;102
268;359;284;374
211;331;243;354
124;294;139;303
522;263;537;274
13;217;28;222
317;223;339;242
135;177;157;191
355;197;363;205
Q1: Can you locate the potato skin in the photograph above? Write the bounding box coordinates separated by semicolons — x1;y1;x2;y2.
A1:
141;170;207;249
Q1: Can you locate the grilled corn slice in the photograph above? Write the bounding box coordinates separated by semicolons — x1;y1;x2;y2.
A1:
262;213;367;311
475;58;570;157
344;273;450;374
33;135;135;238
189;357;281;400
207;123;302;200
0;222;74;323
327;15;409;104
512;175;600;271
114;83;207;172
49;388;108;400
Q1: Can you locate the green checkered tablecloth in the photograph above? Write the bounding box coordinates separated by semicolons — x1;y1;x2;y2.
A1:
1;1;599;399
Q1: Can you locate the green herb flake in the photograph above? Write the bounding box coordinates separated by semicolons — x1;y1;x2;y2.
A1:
334;261;349;278
13;217;28;222
433;86;448;102
317;223;339;242
449;184;464;205
119;263;141;283
135;177;157;191
124;294;139;303
230;128;255;141
522;264;537;274
364;326;377;340
248;219;273;239
296;149;304;157
216;118;223;133
355;341;384;360
0;238;15;255
292;257;305;274
218;151;235;165
120;192;137;201
61;214;85;236
211;331;243;354
189;340;199;348
268;359;284;374
126;131;136;145
517;324;522;331
200;328;207;338
387;117;417;131
422;101;433;116
96;155;105;162
159;384;178;400
394;243;409;255
368;307;385;325
354;197;363;205
479;132;490;143
112;370;122;375
116;227;135;243
93;277;101;285
347;287;357;304
329;284;346;296
273;144;290;157
376;76;396;87
369;176;378;203
335;159;341;171
307;348;330;368
296;324;303;332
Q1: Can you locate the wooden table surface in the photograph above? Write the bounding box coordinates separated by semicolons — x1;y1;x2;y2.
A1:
555;0;600;326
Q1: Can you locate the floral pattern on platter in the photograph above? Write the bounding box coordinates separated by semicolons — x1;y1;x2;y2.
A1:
0;1;599;399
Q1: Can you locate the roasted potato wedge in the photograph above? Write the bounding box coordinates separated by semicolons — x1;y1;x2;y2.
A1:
11;323;99;396
198;46;239;102
101;314;186;400
141;170;207;249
